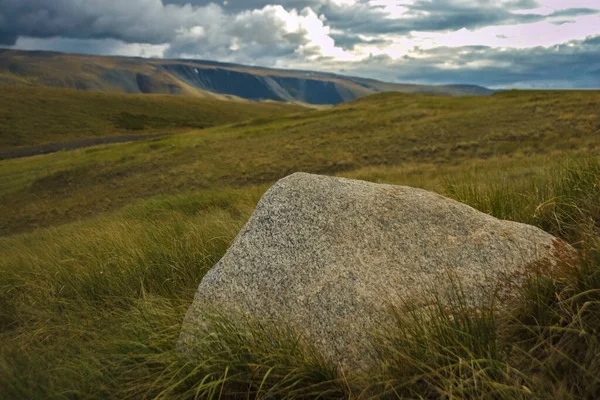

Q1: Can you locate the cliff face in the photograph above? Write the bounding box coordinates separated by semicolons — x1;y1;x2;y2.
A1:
0;49;494;104
164;64;353;104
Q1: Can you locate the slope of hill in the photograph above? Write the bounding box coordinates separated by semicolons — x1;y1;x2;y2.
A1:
1;88;599;399
1;90;598;235
0;49;493;105
0;84;307;150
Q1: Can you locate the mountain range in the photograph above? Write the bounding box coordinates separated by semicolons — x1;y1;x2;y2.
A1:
0;49;493;105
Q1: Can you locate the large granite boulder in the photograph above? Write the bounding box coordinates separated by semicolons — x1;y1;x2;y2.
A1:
180;173;576;370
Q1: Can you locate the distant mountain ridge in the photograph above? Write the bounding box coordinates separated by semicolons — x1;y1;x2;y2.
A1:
0;49;494;105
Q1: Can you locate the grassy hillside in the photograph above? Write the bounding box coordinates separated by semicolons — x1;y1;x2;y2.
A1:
0;84;307;149
0;49;493;105
1;90;598;235
1;149;599;397
1;89;599;398
0;50;222;98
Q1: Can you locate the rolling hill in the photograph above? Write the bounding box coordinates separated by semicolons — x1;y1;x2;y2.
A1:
0;49;493;105
1;87;599;399
0;84;306;152
1;89;598;235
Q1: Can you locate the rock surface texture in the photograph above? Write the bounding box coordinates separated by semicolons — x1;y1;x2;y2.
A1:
180;173;575;370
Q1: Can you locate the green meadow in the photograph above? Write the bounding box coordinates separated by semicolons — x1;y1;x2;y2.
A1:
1;89;599;398
0;85;306;148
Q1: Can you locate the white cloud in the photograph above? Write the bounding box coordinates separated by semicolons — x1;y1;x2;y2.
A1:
2;0;599;88
538;0;600;8
409;15;600;50
163;4;353;63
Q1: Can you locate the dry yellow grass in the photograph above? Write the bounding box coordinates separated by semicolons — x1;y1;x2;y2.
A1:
0;84;307;149
1;90;599;235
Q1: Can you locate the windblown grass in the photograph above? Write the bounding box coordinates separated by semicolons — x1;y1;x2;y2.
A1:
1;157;599;399
0;84;306;148
0;189;257;398
2;89;600;398
446;158;600;244
371;158;600;399
1;90;599;235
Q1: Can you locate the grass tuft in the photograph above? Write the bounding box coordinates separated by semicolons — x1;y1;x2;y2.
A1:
2;91;600;398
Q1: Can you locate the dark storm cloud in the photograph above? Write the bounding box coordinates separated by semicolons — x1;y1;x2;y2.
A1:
162;0;330;10
549;8;600;18
0;0;324;63
1;0;599;89
0;0;196;45
2;0;596;47
503;0;539;8
343;34;600;88
329;33;391;50
0;31;17;46
0;0;338;46
550;20;576;26
327;1;546;35
170;1;596;37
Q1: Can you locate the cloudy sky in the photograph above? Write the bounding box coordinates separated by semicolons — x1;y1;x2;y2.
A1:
1;0;599;88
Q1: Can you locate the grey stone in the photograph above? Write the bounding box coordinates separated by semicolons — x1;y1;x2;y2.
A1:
179;173;576;371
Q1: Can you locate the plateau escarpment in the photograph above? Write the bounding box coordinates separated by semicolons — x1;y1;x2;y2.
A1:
0;49;493;105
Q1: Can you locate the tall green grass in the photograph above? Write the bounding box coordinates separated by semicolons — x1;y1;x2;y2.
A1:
1;159;599;399
0;84;306;148
2;90;599;236
0;190;256;398
446;158;600;245
373;158;600;399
